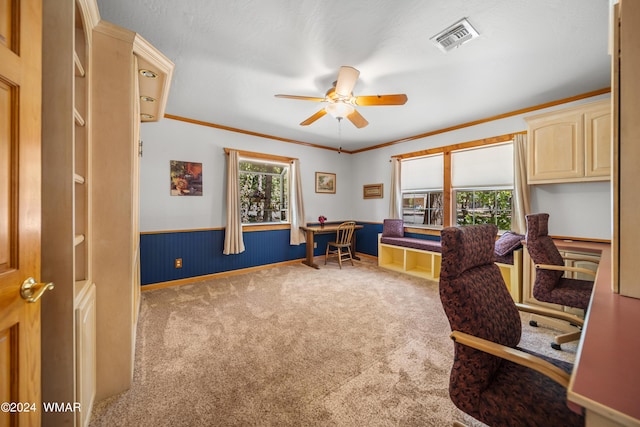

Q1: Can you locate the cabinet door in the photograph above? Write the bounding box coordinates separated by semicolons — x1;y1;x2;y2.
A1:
563;251;599;280
584;104;612;178
527;109;584;183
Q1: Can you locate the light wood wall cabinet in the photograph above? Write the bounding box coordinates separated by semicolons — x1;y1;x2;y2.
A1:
525;99;611;184
41;0;99;425
91;21;173;400
613;0;640;299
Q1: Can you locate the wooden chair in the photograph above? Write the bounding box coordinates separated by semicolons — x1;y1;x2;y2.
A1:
325;221;356;268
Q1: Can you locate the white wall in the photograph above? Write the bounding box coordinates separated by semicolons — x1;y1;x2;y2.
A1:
141;93;612;240
349;93;612;239
139;119;354;232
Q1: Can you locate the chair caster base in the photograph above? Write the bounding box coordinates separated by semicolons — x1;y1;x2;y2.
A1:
551;342;562;351
529;320;538;327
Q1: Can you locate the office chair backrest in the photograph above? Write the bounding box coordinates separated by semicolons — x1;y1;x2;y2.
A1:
439;224;522;413
525;213;565;292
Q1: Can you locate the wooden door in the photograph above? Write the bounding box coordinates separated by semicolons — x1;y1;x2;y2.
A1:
0;0;44;426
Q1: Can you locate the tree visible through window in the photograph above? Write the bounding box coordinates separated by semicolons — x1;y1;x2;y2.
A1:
456;189;512;230
239;159;289;224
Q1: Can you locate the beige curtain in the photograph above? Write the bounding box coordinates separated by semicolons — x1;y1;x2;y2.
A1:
512;133;531;234
389;158;402;219
223;150;245;254
289;159;306;245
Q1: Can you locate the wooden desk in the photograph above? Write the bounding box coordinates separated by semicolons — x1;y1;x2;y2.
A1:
567;244;640;427
299;224;363;269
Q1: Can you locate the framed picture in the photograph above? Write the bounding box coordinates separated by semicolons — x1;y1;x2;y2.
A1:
363;183;383;199
315;172;336;194
170;160;203;196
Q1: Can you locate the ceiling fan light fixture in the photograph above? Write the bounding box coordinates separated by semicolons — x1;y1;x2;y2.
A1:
325;101;354;119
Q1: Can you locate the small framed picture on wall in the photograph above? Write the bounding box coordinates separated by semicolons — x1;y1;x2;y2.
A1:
170;160;203;196
315;172;336;194
363;183;383;199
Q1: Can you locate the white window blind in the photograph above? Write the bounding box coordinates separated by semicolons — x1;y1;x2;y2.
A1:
451;142;513;188
401;154;443;190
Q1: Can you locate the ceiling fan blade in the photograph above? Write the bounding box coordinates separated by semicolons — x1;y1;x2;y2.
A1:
300;109;327;126
346;109;368;128
335;66;360;97
275;94;326;102
354;94;408;106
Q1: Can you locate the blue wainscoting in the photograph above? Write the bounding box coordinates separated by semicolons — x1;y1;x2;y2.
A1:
139;222;438;286
140;228;306;285
356;222;384;256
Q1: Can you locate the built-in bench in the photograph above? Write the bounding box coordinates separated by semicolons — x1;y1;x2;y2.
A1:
377;219;524;302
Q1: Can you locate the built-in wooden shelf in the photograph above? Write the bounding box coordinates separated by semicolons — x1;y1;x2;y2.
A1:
74;51;86;77
74;234;85;246
74;108;85;126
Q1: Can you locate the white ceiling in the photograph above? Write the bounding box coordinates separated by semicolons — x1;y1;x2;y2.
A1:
96;0;611;152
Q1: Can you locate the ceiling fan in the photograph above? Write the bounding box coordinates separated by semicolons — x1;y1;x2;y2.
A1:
275;66;408;129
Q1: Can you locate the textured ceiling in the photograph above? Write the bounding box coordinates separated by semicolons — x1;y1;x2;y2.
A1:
96;0;611;151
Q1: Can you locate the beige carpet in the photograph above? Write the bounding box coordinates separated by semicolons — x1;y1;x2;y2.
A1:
89;258;576;427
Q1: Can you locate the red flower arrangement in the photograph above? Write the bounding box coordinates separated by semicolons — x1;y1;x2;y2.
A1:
318;215;327;225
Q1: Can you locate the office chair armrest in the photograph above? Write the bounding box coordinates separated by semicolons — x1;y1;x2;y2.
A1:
515;303;584;327
535;263;597;277
450;330;571;388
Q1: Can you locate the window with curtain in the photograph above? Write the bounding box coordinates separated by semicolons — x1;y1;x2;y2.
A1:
452;142;514;231
239;158;289;224
400;154;444;226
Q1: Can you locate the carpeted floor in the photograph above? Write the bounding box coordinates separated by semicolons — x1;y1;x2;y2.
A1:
89;258;576;427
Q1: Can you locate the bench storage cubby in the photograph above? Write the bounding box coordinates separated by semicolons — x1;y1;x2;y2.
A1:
376;220;523;302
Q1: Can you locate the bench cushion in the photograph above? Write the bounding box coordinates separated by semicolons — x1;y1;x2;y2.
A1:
380;236;442;253
494;231;524;256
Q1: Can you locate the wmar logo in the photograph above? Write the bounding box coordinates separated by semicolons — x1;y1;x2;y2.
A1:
42;402;82;412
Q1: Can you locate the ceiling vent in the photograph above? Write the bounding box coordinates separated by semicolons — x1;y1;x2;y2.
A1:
430;18;479;53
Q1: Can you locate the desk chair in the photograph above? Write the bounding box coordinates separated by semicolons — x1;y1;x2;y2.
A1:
325;221;356;269
439;224;584;427
525;213;596;350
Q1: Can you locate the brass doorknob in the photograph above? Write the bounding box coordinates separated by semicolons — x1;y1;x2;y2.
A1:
20;277;55;303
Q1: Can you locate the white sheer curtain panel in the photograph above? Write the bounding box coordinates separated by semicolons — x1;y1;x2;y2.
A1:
223;150;245;254
389;158;402;219
289;159;306;245
512;133;531;234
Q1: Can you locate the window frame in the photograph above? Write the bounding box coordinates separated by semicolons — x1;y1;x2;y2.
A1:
230;149;296;228
394;132;521;229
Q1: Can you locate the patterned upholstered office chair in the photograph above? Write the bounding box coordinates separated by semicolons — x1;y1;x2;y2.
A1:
525;213;596;350
439;224;584;427
325;221;356;269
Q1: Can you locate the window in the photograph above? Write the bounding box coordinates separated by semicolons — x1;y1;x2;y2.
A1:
401;154;443;227
452;142;513;231
403;191;443;226
239;159;289;224
455;189;512;230
397;138;515;231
